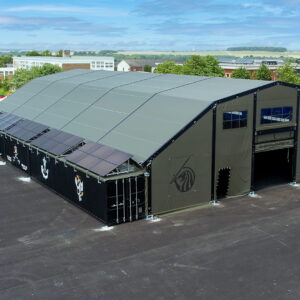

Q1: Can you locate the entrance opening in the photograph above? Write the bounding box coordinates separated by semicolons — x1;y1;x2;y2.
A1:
254;148;294;190
216;168;231;199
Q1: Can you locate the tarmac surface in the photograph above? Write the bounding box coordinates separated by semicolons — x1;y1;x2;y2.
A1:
1;161;300;300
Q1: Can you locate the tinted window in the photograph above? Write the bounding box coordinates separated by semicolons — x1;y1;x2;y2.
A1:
261;106;293;124
223;111;248;129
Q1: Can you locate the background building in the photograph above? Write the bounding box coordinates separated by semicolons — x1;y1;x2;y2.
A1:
0;67;15;80
0;70;299;225
219;58;300;80
13;56;114;71
117;59;184;72
118;58;300;80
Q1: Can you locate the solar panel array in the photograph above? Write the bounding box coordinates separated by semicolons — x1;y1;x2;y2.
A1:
0;113;23;130
31;129;84;155
5;119;48;141
66;142;132;176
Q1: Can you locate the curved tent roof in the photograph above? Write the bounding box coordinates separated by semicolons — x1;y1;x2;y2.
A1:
0;69;272;163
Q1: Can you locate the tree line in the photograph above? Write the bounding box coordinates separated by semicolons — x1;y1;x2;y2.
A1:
227;47;287;52
154;56;300;84
25;50;63;57
154;56;224;77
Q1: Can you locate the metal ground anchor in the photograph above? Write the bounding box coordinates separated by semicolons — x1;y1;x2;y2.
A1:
145;215;159;221
210;200;219;206
289;181;300;187
248;191;258;198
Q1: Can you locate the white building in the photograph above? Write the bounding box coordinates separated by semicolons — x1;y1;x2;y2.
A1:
13;56;115;71
0;67;15;80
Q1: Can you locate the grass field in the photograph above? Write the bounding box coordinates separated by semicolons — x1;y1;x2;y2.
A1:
117;50;300;58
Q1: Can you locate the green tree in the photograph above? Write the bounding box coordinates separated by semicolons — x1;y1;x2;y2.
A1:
56;50;63;57
36;64;62;76
12;64;62;89
231;67;251;79
182;55;224;77
143;64;152;72
253;64;272;80
154;61;183;74
25;51;40;56
0;55;13;67
41;50;52;56
10;69;33;89
2;77;11;92
277;62;300;84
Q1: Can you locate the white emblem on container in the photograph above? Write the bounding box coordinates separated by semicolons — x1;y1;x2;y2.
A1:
41;157;49;180
75;175;84;201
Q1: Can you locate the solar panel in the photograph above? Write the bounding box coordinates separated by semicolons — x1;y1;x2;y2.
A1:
66;142;132;176
236;58;254;64
5;119;48;141
31;129;84;155
0;113;23;130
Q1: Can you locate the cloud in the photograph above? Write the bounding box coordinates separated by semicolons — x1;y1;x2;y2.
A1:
4;5;127;17
0;39;177;51
1;0;300;51
150;15;300;38
241;2;285;15
133;0;207;16
0;14;126;35
133;0;298;18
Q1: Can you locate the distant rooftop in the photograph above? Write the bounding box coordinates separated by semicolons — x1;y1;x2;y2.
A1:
218;58;285;65
13;56;114;62
122;59;185;68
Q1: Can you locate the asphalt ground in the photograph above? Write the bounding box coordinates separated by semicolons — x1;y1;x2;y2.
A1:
1;161;300;299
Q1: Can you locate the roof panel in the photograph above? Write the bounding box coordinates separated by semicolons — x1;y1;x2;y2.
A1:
98;130;159;163
66;141;132;176
0;70;91;114
161;77;268;102
5;119;48;141
31;129;83;155
107;151;132;165
0;70;275;163
32;72;129;128
85;72;159;89
0;113;23;130
90;160;116;176
61;75;207;144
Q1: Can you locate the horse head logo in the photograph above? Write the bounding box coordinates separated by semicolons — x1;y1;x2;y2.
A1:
41;157;49;180
170;157;195;193
75;175;84;201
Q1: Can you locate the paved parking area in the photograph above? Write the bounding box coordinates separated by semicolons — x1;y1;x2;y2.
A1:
1;161;300;299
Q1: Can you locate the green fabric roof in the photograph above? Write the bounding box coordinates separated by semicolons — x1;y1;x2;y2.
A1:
0;70;271;163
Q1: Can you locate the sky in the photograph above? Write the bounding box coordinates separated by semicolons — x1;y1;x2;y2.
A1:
0;0;299;51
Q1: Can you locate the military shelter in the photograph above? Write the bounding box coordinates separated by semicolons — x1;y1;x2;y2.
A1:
0;70;299;224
